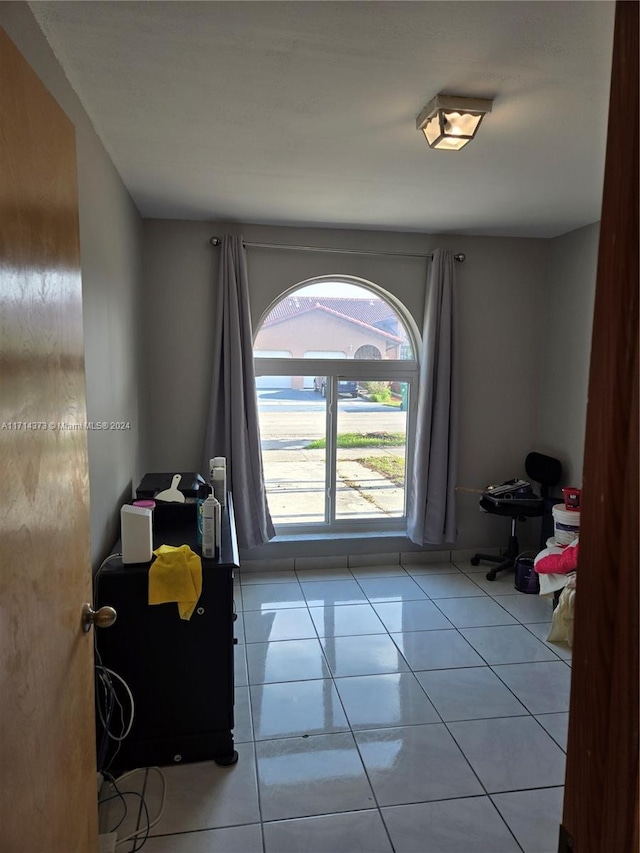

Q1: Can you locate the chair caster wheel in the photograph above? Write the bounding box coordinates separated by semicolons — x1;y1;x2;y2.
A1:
470;556;480;566
486;571;497;581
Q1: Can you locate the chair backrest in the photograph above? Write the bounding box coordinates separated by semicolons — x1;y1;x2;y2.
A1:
525;452;563;497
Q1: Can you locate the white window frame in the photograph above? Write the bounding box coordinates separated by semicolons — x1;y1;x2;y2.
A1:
253;277;421;535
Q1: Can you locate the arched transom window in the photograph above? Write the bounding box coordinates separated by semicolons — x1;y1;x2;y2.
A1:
253;277;419;533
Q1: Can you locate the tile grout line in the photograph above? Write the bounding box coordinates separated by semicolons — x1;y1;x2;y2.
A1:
325;663;400;853
234;563;567;850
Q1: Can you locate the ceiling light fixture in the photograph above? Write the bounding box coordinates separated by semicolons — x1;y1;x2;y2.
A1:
416;94;493;151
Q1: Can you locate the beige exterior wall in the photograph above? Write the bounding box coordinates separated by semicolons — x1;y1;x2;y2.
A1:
257;311;400;358
256;311;400;387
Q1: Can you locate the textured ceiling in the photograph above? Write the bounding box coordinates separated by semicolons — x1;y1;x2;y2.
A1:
30;1;615;237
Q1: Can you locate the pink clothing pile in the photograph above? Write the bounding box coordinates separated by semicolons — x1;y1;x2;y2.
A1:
534;537;579;574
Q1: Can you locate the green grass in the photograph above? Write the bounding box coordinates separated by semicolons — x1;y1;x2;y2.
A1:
357;455;406;486
306;432;406;449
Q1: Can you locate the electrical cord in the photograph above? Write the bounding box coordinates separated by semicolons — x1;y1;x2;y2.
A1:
95;668;116;771
100;773;152;849
93;552;165;849
93;555;134;772
111;767;167;850
101;676;126;773
93;552;122;608
96;666;135;741
94;643;135;773
99;786;148;836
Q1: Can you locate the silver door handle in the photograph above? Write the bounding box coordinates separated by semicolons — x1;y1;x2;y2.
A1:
82;603;117;632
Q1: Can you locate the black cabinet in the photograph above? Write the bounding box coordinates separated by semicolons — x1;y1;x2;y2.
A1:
94;495;239;773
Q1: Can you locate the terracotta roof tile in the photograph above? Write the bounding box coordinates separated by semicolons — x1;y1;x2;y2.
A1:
262;296;407;344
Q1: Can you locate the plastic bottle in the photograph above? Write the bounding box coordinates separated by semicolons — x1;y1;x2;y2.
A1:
209;457;225;481
212;495;222;559
196;483;212;546
202;494;221;559
211;466;227;506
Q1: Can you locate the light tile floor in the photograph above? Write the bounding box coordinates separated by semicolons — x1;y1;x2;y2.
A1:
99;561;572;853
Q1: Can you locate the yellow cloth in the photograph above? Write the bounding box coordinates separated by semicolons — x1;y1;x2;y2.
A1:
148;544;202;620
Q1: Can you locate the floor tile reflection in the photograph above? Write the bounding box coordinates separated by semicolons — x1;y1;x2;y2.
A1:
492;661;572;714
246;638;331;684
309;603;386;637
147;744;260;834
391;629;485;670
492;786;565;853
416;666;528;721
335;672;440;729
255;732;375;821
241;582;306;611
372;599;453;633
251;679;349;740
357;576;428;603
301;579;369;607
263;809;393;853
460;624;560;664
116;564;571;850
412;573;488;599
382;797;520;852
448;716;566;793
321;634;410;678
243;607;317;643
355;724;483;805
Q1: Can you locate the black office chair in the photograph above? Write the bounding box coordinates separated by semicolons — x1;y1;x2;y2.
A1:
471;452;563;581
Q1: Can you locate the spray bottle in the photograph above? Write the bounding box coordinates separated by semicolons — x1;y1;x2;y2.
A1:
210;456;227;506
196;483;213;546
202;494;221;560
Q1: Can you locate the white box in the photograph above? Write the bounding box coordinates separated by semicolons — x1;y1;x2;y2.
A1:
120;504;153;564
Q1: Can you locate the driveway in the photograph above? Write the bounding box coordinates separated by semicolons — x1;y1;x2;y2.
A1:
257;389;407;523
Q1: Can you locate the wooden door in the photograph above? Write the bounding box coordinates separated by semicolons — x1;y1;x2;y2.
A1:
560;1;639;850
0;27;98;853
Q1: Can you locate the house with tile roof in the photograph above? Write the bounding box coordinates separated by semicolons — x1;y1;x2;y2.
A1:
255;297;410;390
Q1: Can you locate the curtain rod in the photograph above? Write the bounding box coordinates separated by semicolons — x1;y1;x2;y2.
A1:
209;236;465;262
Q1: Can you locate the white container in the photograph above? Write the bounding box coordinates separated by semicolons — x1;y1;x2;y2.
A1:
212;466;226;506
202;495;221;559
120;505;153;564
552;503;581;545
209;457;226;481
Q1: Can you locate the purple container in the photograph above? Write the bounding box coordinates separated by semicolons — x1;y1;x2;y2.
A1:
514;557;540;594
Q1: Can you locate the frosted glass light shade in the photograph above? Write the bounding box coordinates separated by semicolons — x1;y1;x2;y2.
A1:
416;95;493;150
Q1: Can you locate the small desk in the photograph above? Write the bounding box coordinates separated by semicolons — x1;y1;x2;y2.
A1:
94;495;239;773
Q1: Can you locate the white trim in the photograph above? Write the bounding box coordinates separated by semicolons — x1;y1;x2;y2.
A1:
254;358;418;380
254;275;420;535
254;274;422;354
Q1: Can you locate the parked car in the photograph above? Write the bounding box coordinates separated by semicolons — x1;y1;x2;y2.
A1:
313;377;359;397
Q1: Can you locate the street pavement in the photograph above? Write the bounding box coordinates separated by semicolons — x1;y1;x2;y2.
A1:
257;390;407;524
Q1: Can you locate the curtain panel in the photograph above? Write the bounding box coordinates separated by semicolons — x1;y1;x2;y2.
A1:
407;248;459;546
203;235;275;548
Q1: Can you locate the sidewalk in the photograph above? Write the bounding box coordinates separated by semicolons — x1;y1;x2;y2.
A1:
262;447;405;524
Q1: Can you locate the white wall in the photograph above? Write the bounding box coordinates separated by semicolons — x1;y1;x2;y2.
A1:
0;4;599;566
537;222;599;486
142;219;551;556
0;3;145;565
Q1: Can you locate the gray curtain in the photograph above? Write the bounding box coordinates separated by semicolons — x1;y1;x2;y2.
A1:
203;235;275;549
407;249;458;546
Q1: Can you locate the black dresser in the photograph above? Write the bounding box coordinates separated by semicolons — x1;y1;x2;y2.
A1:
94;495;239;773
